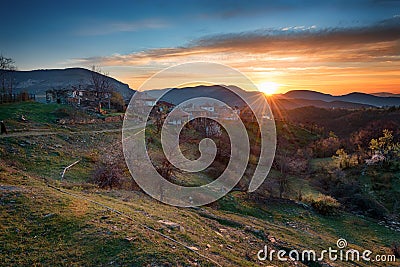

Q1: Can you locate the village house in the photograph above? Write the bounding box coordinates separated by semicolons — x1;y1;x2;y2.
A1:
199;103;215;113
45;85;112;111
183;103;241;121
133;92;157;107
166;108;190;125
184;106;210;120
215;105;241;120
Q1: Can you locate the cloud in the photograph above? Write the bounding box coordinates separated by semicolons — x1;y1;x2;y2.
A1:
76;18;169;36
68;18;400;93
73;17;400;65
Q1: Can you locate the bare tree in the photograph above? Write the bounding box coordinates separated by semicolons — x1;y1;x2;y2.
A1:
193;118;221;138
89;65;113;111
273;151;290;198
151;105;165;133
0;55;17;94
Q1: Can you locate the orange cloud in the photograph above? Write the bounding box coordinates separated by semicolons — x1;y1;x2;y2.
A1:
71;18;400;94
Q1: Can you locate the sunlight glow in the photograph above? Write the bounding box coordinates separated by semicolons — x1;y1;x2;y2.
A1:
257;81;280;95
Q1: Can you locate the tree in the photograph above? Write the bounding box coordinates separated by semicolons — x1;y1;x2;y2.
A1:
273;151;290;198
110;91;125;112
0;55;16;94
89;65;113;111
333;149;352;169
369;129;400;165
151;105;165;133
193;118;221;138
312;133;341;158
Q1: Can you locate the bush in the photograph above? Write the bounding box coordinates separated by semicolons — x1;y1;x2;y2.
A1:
303;193;340;215
90;163;123;189
333;149;358;169
110;92;125;112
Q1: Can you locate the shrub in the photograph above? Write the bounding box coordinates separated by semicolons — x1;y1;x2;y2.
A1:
369;129;400;167
303;193;340;215
333;149;358;169
110;92;125;112
90;163;123;189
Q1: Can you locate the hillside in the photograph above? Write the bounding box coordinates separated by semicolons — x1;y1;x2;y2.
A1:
1;102;399;266
3;160;399;266
268;98;373;110
282;106;400;137
5;68;135;100
283;90;400;107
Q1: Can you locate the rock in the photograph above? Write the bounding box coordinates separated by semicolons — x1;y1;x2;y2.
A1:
125;236;136;241
158;220;181;231
206;244;211;249
214;231;223;237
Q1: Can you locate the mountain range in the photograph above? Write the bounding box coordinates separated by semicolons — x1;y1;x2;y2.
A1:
281;90;400;107
148;86;399;109
6;68;400;109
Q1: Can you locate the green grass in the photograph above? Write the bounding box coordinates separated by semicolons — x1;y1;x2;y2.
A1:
0;101;70;124
0;130;122;181
1;158;399;266
1;102;400;266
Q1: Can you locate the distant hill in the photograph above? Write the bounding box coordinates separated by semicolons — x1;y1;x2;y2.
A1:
282;90;334;102
146;85;248;106
283;90;400;107
146;86;375;110
371;92;400;97
268;98;373;110
6;68;135;101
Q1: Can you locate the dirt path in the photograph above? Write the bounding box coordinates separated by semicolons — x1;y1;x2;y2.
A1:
0;131;59;138
0;128;121;138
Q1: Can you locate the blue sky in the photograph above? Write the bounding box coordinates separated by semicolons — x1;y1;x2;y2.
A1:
1;0;400;93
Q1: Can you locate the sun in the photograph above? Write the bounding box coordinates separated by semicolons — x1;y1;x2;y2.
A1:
257;81;280;95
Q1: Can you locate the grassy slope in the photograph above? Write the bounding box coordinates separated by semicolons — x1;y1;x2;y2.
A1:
1;102;399;266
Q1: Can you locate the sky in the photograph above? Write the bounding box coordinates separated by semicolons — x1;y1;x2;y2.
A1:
1;0;400;95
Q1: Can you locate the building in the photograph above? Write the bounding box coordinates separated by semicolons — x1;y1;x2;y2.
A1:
166;108;190;125
45;85;112;111
133;92;157;107
200;103;215;112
